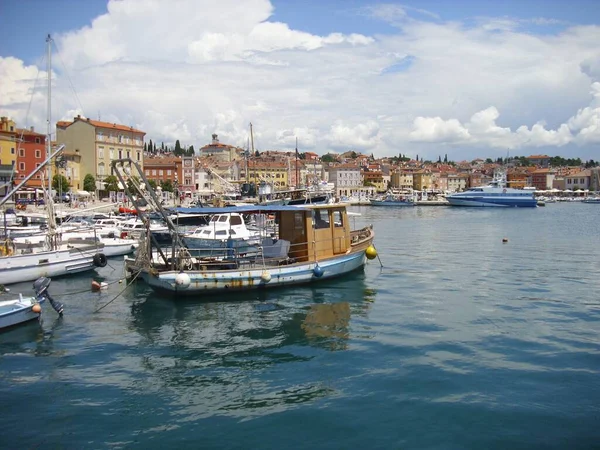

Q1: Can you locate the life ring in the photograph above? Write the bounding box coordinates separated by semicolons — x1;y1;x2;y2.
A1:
93;253;108;268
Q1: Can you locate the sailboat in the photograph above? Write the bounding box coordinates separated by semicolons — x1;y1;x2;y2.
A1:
0;35;107;286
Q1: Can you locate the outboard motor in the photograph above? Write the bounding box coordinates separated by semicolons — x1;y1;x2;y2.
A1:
33;277;64;316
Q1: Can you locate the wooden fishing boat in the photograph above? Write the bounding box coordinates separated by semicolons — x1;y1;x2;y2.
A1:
124;203;376;295
112;156;377;297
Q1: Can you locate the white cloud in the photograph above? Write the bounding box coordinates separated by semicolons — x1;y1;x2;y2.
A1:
1;0;600;161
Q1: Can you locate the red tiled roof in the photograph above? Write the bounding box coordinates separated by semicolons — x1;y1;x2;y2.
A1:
57;117;145;134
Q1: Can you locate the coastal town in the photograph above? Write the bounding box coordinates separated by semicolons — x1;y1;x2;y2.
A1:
1;115;599;207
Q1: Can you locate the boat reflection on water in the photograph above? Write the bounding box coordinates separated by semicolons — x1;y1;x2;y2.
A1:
126;274;376;419
302;302;351;351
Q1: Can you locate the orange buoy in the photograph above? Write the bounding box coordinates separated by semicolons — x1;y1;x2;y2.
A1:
31;303;42;314
91;280;101;291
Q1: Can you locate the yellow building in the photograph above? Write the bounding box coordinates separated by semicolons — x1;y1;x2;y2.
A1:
413;170;432;190
0;117;17;168
390;170;414;191
56;115;145;188
247;160;289;189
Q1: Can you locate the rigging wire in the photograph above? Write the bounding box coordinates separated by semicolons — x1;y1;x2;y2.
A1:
52;40;86;117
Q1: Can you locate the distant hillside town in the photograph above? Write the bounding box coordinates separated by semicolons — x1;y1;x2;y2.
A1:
1;116;599;202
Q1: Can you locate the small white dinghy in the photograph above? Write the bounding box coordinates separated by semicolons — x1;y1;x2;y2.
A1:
0;277;64;331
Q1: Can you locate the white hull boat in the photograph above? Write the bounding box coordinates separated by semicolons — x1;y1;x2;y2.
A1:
0;244;107;286
0;295;45;330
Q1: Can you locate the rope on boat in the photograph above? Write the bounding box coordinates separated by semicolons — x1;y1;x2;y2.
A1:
93;269;142;313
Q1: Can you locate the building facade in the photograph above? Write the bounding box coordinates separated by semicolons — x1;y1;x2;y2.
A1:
14;127;46;189
56;116;145;190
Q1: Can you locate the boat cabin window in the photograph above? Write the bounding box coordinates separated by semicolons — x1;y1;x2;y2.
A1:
332;210;343;228
230;215;242;226
313;209;330;229
215;230;228;237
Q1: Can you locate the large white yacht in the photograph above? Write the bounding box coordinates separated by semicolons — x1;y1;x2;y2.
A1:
446;170;537;207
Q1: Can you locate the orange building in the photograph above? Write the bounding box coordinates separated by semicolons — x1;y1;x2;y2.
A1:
15;127;47;188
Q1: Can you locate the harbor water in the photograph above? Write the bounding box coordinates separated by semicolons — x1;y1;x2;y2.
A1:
1;203;599;449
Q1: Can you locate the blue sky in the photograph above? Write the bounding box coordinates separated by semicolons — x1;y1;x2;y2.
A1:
1;0;599;160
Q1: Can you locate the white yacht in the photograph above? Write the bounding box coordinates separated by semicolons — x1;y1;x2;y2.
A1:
446;170;537;207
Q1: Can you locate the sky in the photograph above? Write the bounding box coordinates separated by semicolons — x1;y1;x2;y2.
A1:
1;0;599;161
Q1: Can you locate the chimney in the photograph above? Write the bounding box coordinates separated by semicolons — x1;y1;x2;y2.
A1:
30;126;34;132
212;133;219;145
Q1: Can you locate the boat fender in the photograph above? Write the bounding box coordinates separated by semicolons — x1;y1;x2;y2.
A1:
175;272;191;289
107;231;115;238
503;189;507;193
93;253;108;268
261;271;272;282
313;264;324;278
365;245;378;260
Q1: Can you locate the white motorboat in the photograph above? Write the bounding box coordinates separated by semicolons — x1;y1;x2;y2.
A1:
0;277;64;331
446;170;537;207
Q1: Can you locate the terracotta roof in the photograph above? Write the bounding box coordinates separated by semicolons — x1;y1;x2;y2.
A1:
527;154;550;159
57;117;145;134
15;128;45;137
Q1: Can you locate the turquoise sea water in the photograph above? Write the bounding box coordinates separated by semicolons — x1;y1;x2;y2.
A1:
1;203;599;449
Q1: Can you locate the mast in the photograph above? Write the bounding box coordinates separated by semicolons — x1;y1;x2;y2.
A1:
46;34;52;198
295;137;299;189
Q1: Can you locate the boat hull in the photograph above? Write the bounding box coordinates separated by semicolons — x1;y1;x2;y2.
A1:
370;200;414;206
0;296;44;330
0;247;99;285
446;196;537;207
137;250;368;296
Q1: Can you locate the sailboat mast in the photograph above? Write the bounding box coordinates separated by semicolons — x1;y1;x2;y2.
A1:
46;34;52;197
295;137;299;189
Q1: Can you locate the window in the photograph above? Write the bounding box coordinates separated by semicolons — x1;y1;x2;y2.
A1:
98;162;105;175
314;209;330;229
11;147;15;154
19;148;24;157
159;170;163;176
35;138;40;144
136;152;140;161
118;150;122;159
118;135;123;143
152;170;157;176
110;148;115;159
126;150;130;159
19;162;25;171
167;170;172;176
145;170;149;176
98;147;104;158
35;150;41;158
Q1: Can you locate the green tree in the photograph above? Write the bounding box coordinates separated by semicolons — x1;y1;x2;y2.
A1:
83;174;96;192
52;174;70;193
161;179;174;192
148;139;153;154
321;154;337;163
438;156;442;163
188;145;195;156
103;175;120;192
351;151;358;159
147;179;157;190
444;154;448;163
174;140;182;155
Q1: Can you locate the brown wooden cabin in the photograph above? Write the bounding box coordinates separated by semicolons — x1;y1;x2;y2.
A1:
277;204;351;263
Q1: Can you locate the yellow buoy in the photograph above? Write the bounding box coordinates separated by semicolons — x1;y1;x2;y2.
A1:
31;303;42;314
365;245;378;260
